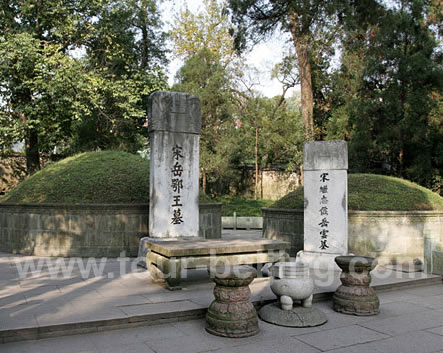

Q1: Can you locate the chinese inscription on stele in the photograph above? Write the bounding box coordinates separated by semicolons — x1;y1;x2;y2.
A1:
319;172;330;250
171;144;184;225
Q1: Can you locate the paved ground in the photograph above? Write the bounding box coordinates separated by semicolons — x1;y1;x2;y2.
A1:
1;283;442;353
1;230;442;351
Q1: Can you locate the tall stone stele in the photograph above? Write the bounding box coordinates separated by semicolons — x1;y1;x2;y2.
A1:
148;91;201;238
302;141;348;269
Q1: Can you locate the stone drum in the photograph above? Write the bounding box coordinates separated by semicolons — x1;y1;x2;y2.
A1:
333;255;380;316
206;266;259;338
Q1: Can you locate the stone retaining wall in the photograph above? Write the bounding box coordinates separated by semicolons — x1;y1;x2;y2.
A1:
0;203;222;257
262;208;303;256
222;216;263;230
262;208;443;270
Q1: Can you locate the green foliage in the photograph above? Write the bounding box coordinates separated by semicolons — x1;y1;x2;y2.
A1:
170;0;238;68
173;47;234;194
0;33;87;155
271;174;443;211
1;151;150;203
63;0;168;154
1;151;211;204
0;0;104;171
270;186;305;210
227;0;366;137
329;0;443;192
214;195;274;216
235;95;305;171
0;0;168;172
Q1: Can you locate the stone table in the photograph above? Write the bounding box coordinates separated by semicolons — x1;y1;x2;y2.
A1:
145;238;290;290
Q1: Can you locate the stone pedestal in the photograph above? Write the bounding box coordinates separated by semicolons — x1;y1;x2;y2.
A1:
206;266;259;338
302;141;348;270
333;255;380;316
259;304;327;327
137;237;150;268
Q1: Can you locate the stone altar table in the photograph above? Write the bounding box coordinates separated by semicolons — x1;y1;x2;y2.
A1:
146;238;290;290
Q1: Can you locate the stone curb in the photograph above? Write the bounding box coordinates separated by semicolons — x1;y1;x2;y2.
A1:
1;275;441;344
0;308;206;344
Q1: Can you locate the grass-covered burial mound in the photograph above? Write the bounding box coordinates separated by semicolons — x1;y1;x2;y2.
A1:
0;151;220;256
271;174;443;211
1;151;211;204
1;151;150;204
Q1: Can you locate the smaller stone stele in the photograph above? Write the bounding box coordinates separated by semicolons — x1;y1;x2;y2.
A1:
206;265;259;338
259;260;328;327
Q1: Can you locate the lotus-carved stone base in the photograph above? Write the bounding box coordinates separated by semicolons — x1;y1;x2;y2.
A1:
333;256;380;316
206;265;259;338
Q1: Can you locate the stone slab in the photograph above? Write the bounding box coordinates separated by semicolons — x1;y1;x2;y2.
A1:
145;238;290;257
119;301;204;317
304;140;348;170
148;91;201;239
359;309;443;336
295;324;389;351
0;246;441;344
149;132;200;238
325;330;443;353
432;251;443;275
426;326;443;336
147;91;201;134
259;303;327;327
303;141;348;270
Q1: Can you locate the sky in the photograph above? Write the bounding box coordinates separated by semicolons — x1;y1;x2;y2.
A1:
160;0;299;98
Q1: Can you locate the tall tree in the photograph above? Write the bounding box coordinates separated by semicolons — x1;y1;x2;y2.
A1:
228;0;349;138
68;0;168;153
235;94;304;198
173;48;233;193
170;0;238;69
170;0;246;193
0;0;168;172
0;0;100;172
329;0;443;191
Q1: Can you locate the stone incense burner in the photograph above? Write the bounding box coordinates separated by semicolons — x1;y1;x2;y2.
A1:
270;261;314;310
259;260;327;327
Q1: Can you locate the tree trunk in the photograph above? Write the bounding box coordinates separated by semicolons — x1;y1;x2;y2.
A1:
254;125;259;200
25;128;40;174
289;12;314;139
138;1;150;111
260;168;263;199
17;91;40;174
139;1;149;70
398;147;404;178
202;168;207;193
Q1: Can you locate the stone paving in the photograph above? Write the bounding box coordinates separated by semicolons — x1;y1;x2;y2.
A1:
0;283;442;353
0;230;442;351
